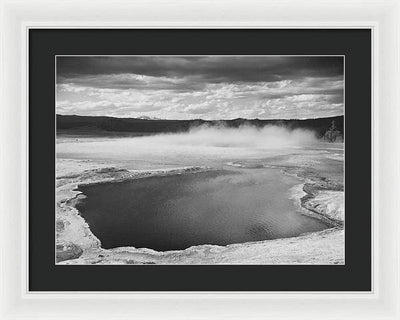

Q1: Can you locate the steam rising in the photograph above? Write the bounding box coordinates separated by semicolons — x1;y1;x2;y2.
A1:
58;125;319;170
141;125;317;149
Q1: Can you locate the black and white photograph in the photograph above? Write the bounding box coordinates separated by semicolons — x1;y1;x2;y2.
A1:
6;0;400;314
56;55;344;265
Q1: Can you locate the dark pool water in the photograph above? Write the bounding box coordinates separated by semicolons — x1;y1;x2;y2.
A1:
75;169;328;251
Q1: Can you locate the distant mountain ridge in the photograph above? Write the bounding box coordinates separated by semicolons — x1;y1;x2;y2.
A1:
136;116;162;120
57;114;344;138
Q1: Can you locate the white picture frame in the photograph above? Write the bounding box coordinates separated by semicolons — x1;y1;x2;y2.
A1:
1;0;399;319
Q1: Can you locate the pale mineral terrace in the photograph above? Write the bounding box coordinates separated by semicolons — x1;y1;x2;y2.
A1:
56;155;344;265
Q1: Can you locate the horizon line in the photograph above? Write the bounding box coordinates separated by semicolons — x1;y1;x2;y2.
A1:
56;113;344;121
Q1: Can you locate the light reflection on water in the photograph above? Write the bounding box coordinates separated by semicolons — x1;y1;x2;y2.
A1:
58;134;342;251
75;168;328;251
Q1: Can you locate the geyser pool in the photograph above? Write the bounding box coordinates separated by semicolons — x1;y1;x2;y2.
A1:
75;168;328;251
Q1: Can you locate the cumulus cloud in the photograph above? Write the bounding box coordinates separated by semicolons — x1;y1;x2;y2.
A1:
56;56;344;119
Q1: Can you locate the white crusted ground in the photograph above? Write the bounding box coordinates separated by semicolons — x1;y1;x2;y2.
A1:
56;158;344;265
306;191;344;221
59;228;344;265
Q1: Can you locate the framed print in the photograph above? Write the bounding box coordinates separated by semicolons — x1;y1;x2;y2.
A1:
1;0;400;319
31;29;369;291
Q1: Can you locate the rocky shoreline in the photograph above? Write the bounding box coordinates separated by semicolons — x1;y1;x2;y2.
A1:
281;166;344;227
56;158;344;265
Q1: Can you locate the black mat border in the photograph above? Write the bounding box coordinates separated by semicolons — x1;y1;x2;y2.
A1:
29;29;371;291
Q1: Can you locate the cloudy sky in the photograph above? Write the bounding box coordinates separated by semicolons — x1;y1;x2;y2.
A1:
56;56;344;120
